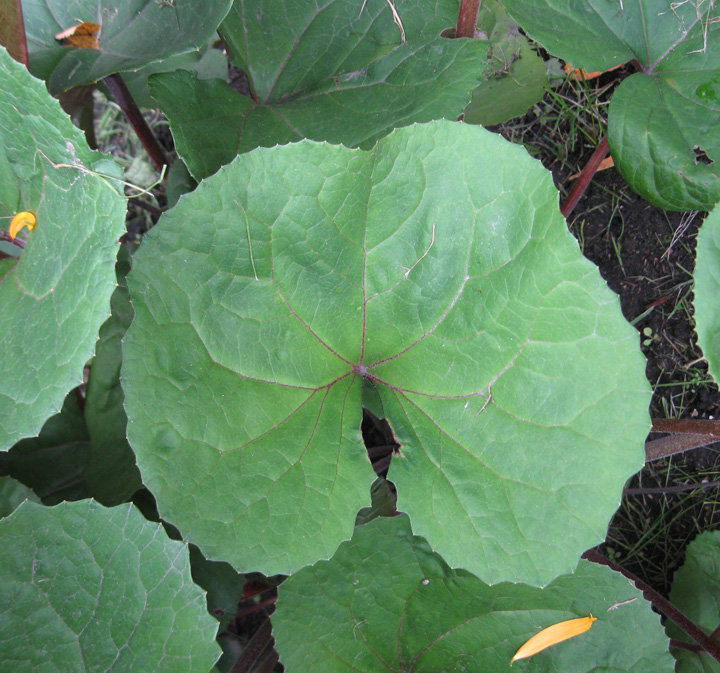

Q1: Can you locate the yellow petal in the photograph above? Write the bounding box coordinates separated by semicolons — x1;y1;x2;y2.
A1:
9;212;36;239
511;614;597;664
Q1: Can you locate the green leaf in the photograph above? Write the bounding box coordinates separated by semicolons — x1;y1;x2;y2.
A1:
0;476;40;518
84;244;142;505
0;45;126;450
111;41;228;110
0;499;220;672
274;514;673;672
150;0;487;180
501;0;720;211
122;121;650;582
0;391;91;504
189;546;246;673
667;530;720;673
165;157;198;209
463;0;550;126
22;0;233;94
694;204;720;385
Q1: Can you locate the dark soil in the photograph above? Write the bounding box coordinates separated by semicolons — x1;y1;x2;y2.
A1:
514;121;720;596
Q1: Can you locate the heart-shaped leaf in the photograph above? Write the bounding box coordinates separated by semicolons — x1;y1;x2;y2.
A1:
501;0;720;211
0;46;126;450
274;514;673;672
0;500;220;671
149;0;487;180
22;0;233;94
122;120;650;583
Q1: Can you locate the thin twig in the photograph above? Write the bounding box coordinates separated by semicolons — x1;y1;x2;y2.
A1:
582;549;720;664
560;136;609;218
624;478;720;495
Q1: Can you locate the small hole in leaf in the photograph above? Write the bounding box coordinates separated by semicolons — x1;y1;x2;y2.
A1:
361;408;401;477
693;146;712;165
439;27;456;38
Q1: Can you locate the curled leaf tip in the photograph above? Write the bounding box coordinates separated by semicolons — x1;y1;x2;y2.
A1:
510;614;597;664
9;212;36;239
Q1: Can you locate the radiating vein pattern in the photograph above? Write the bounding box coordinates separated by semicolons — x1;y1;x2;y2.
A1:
123;121;651;581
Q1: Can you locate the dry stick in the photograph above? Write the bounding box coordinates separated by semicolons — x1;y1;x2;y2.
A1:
644;418;720;462
624;478;720;496
229;617;275;673
455;0;481;38
582;549;720;663
652;418;720;436
645;433;719;462
560;136;609;218
102;73;169;171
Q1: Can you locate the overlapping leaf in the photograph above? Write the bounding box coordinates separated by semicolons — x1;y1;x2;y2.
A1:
501;0;720;211
667;530;720;673
22;0;233;94
0;500;220;672
123;121;649;582
84;245;142;505
0;46;126;450
149;0;487;180
274;515;673;672
694;203;720;384
0;391;91;503
463;0;555;126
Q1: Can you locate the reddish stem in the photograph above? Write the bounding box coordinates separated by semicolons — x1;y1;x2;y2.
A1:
652;418;720;436
102;73;169;171
560;136;609;218
455;0;480;38
0;230;24;249
583;549;720;663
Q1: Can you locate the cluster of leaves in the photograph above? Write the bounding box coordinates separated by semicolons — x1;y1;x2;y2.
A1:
1;0;720;671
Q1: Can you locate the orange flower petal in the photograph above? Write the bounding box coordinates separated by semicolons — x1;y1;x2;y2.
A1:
511;614;597;664
9;211;36;239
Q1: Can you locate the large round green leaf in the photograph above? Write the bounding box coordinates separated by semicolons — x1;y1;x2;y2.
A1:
0;500;220;672
22;0;233;94
123;120;650;583
694;204;720;385
0;46;126;450
501;0;720;211
149;0;487;180
274;514;673;672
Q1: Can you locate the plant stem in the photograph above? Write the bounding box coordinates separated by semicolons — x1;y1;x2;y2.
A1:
102;73;169;171
582;549;720;663
455;0;480;38
0;230;24;249
560;136;608;218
